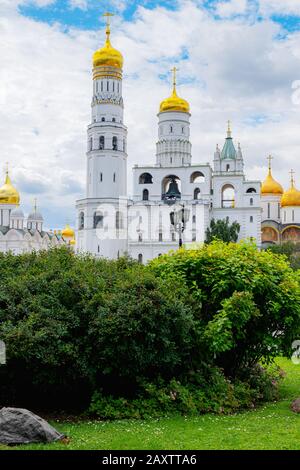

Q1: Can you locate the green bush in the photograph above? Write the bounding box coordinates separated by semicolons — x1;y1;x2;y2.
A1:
0;242;298;416
150;241;300;376
0;248;196;409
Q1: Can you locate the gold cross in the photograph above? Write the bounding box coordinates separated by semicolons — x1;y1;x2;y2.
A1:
103;11;114;28
171;66;179;88
5;162;9;175
227;120;232;137
33;198;37;212
290;169;295;185
267;155;273;170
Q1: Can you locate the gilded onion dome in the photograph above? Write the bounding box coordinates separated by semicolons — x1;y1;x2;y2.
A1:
281;171;300;207
93;13;123;70
62;224;75;239
261;157;283;195
159;67;190;114
0;171;20;205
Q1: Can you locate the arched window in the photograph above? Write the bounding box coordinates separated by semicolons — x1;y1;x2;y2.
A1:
226;164;230;172
113;82;115;92
250;198;253;206
170;125;173;133
143;189;149;201
101;117;105;122
190;172;205;183
138;253;143;264
222;184;235;208
112;136;118;151
93;211;103;229
99;136;105;150
247;188;257;193
107;81;109;91
139;173;153;184
112;117;116;122
101;81;103;92
79;212;84;230
194;188;201;200
192;215;196;223
159;233;163;242
100;172;103;182
116;211;123;230
138;233;143;242
250;216;253;223
89;138;93;151
162;175;181;201
113;173;116;183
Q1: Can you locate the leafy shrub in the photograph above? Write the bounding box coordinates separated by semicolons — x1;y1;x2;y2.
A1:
150;241;300;376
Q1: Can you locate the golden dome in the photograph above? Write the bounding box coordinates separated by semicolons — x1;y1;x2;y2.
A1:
261;157;283;195
93;18;123;70
281;172;300;207
62;224;75;239
69;239;76;246
159;66;190;114
0;172;20;205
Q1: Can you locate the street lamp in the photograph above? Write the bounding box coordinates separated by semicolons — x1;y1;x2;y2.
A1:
170;204;190;248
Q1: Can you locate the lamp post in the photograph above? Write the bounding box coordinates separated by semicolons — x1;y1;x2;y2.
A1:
170;204;190;248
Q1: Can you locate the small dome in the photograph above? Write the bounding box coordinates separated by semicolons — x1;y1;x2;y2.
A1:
62;224;75;239
93;24;123;70
281;178;300;207
28;210;44;221
11;207;24;218
159;87;190;114
0;173;20;205
261;170;283;195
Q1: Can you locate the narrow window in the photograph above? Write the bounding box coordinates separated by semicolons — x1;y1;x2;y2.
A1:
100;173;103;182
118;82;120;93
101;117;105;122
98;245;100;253
143;189;149;201
138;233;142;242
250;216;253;223
182;126;184;134
226;164;230;172
293;210;295;222
250;198;253;206
112;117;116;122
278;203;280;219
170;126;173;133
96;82;98;92
284;211;286;222
192;215;196;223
138;254;143;264
159;233;163;242
101;81;103;92
113;82;115;92
113;173;116;183
268;203;270;219
112;136;118;151
192;234;196;242
172;233;176;241
99;136;105;150
89;137;93;151
107;81;109;91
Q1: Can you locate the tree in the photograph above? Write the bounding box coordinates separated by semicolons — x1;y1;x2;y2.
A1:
267;242;300;271
205;217;240;244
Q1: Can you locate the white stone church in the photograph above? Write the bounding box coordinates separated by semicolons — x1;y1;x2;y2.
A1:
75;17;265;263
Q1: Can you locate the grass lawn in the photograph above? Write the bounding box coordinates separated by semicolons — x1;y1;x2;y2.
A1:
2;358;300;450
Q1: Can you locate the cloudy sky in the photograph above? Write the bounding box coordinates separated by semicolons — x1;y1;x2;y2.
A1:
1;0;300;228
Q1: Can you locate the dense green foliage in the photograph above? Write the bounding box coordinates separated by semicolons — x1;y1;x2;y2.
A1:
205;217;240;243
151;241;300;375
0;243;299;415
267;242;300;270
3;358;300;450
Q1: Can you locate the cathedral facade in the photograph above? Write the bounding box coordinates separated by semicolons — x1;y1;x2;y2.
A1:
76;17;265;262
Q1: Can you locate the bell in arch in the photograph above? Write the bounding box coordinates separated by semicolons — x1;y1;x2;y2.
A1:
165;177;181;200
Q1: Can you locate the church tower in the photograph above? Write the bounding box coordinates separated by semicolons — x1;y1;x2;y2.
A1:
76;13;128;258
156;67;192;168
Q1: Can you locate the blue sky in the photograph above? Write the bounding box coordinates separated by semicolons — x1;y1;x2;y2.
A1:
19;0;300;32
2;0;300;227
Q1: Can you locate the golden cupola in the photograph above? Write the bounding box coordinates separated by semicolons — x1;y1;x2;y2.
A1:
0;170;20;205
62;224;75;239
261;156;283;196
159;67;190;114
93;12;123;71
281;171;300;207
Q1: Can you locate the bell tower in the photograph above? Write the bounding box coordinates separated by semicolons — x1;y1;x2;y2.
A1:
76;12;128;258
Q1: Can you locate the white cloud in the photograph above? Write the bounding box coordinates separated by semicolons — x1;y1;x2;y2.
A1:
68;0;88;10
1;1;300;228
214;0;248;18
259;0;300;16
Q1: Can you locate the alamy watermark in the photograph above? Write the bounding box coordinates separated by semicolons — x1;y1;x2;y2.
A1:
0;340;6;365
291;340;300;365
